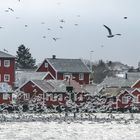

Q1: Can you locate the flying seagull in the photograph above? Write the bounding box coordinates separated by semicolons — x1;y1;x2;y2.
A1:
60;19;65;23
8;8;14;12
43;36;46;38
103;25;121;38
124;17;127;19
53;38;60;41
3;48;8;52
59;26;63;29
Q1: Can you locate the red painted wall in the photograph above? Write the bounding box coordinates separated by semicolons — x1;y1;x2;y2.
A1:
0;93;12;104
36;60;56;78
117;91;132;109
0;58;15;87
132;80;140;88
20;81;44;98
44;73;54;80
57;73;63;80
72;73;89;84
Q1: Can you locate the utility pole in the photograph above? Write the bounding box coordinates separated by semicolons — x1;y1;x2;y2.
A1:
90;50;94;71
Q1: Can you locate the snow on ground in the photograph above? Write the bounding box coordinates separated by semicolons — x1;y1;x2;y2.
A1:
0;113;140;140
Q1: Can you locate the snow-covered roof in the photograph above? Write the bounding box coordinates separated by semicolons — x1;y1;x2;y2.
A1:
31;80;66;92
100;74;140;88
47;58;91;73
15;71;48;87
0;83;13;93
84;84;103;96
0;51;15;58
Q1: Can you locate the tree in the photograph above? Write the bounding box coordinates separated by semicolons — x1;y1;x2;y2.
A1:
16;45;36;69
92;60;109;84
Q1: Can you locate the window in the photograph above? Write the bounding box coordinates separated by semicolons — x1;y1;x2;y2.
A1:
58;94;63;101
133;97;138;103
0;60;1;67
78;94;83;101
3;94;9;100
53;94;58;101
79;73;84;80
44;62;48;68
122;96;128;104
45;93;49;101
63;73;71;80
4;74;10;82
4;60;10;67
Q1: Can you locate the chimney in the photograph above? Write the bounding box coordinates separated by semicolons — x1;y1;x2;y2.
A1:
125;72;128;79
52;55;56;59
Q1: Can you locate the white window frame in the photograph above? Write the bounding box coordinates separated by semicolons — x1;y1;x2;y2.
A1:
3;93;9;100
78;94;83;101
63;73;71;80
133;96;138;103
24;93;30;100
44;62;48;68
45;93;49;101
79;73;84;80
4;74;10;82
49;94;53;101
4;60;10;67
122;96;128;104
53;94;58;101
58;94;63;101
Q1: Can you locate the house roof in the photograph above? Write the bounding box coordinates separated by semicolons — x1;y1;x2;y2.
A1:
100;74;140;88
84;84;103;96
15;71;48;87
31;80;55;92
20;79;85;93
47;58;91;73
31;80;67;92
0;51;15;58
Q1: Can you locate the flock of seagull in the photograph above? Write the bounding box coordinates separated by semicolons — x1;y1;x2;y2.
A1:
0;0;128;48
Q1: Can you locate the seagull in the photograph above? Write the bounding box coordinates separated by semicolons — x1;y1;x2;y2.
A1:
60;19;65;23
3;48;8;52
59;26;63;29
103;25;121;38
124;17;127;19
4;10;9;12
8;8;14;12
25;25;28;27
53;38;60;41
74;24;78;26
43;36;46;38
0;27;3;29
47;28;51;30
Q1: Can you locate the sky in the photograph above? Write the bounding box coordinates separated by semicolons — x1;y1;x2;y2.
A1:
0;0;140;67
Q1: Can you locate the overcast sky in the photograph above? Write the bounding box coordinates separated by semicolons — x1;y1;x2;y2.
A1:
0;0;140;67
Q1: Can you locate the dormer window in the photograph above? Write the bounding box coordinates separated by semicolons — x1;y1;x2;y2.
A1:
4;60;10;67
79;73;84;80
45;62;48;68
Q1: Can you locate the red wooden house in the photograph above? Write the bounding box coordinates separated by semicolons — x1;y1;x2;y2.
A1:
0;51;15;87
36;55;91;84
116;89;133;111
17;79;87;110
